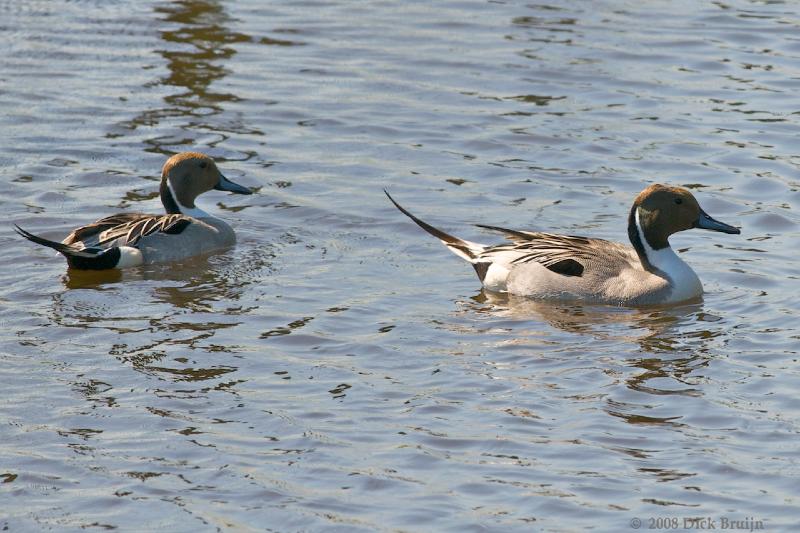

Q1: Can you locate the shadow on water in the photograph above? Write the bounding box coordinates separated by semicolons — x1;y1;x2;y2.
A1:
61;245;273;296
115;0;261;153
469;289;706;344
466;289;722;395
49;245;275;383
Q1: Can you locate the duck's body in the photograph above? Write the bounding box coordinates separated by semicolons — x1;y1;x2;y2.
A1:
387;184;740;306
475;229;698;305
16;152;252;270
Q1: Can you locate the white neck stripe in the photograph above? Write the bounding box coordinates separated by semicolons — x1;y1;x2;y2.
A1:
634;209;655;255
635;208;675;272
168;182;212;218
635;209;701;296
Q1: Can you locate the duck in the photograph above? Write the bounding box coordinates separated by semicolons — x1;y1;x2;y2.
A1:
15;152;252;270
386;184;741;305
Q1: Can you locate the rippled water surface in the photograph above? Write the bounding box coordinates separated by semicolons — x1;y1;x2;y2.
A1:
2;0;799;531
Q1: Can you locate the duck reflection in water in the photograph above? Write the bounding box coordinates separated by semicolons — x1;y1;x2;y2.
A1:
51;246;275;384
465;289;720;401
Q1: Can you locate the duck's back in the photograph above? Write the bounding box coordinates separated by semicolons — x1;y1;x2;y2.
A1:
63;213;153;248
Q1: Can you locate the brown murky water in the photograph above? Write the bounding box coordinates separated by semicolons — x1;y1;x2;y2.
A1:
2;0;798;531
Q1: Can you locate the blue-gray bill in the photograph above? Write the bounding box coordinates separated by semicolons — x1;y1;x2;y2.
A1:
215;174;252;195
695;209;740;234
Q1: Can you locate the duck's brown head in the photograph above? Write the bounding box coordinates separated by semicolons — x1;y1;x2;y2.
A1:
629;184;740;251
160;152;251;214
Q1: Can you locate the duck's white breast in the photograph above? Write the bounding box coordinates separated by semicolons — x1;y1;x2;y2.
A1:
645;247;702;303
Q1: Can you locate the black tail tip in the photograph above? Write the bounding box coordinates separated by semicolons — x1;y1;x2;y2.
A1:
14;224;37;241
383;189;412;216
13;224;71;256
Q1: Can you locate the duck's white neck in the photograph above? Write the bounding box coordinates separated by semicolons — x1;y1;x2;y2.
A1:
635;210;701;299
168;182;213;219
178;204;213;219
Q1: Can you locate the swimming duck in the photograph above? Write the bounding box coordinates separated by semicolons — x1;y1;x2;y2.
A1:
386;184;741;305
15;152;252;269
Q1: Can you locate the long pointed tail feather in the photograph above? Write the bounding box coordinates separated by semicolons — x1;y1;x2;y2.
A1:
15;225;95;257
15;225;122;270
384;189;493;270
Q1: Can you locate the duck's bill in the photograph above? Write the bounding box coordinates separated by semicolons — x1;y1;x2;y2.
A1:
695;209;740;234
215;174;252;195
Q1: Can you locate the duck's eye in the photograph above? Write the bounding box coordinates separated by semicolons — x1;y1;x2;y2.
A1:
674;198;683;205
199;161;208;169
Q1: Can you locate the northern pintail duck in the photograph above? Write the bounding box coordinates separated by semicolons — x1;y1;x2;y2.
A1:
386;185;741;305
15;152;252;269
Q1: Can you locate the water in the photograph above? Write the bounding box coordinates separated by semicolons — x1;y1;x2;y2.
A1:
1;0;798;531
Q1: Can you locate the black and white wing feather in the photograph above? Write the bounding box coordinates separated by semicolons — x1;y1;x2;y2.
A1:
476;224;631;277
65;213;193;248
